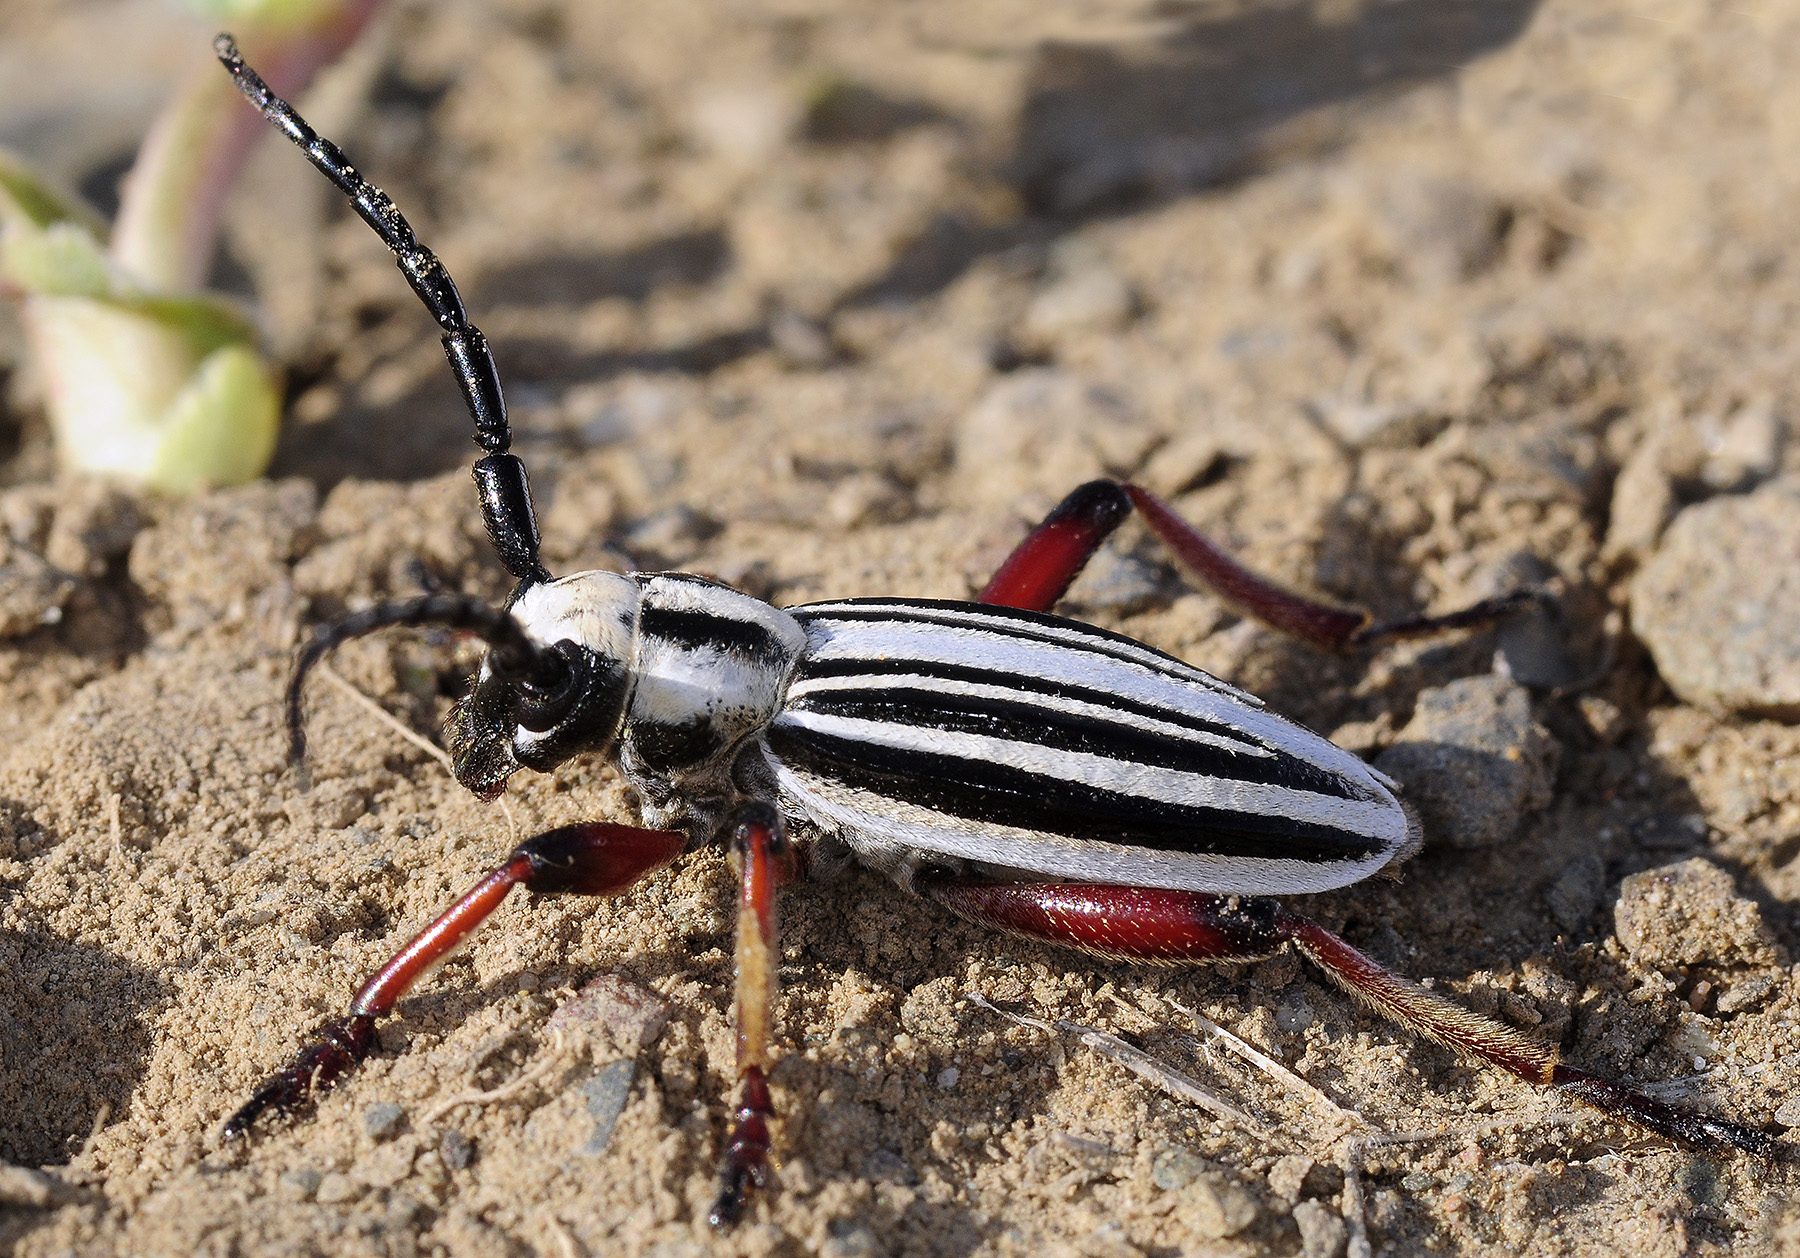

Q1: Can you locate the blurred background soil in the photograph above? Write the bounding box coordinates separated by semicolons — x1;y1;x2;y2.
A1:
3;0;1800;1254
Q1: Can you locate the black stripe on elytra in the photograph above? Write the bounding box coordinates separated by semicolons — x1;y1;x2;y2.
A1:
793;600;1230;693
765;723;1389;863
786;684;1364;800
794;656;1282;763
639;605;785;665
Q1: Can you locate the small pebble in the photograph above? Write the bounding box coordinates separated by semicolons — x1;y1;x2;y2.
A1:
314;1172;361;1205
1274;990;1315;1033
1546;852;1606;934
1266;1153;1314;1201
548;974;671;1051
439;1129;474;1170
1292;1200;1348;1258
1151;1147;1207;1191
1183;1173;1259;1239
822;1218;887;1258
1614;858;1777;970
1631;477;1800;718
277;1167;322;1201
1772;1095;1800;1128
1075;1221;1143;1258
936;1066;960;1091
1715;973;1778;1015
1375;674;1559;848
582;1059;637;1155
363;1101;405;1142
1019;267;1135;345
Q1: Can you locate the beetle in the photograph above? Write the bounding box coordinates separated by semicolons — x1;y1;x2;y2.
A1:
213;34;1780;1229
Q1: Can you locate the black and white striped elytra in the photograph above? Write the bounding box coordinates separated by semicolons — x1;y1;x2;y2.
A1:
483;571;1419;895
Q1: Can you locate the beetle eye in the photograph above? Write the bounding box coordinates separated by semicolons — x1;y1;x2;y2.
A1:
514;640;587;733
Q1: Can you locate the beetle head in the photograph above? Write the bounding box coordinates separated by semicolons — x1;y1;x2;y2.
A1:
286;574;642;801
443;572;642;798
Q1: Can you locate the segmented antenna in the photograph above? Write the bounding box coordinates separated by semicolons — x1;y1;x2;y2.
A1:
285;593;562;767
215;33;550;587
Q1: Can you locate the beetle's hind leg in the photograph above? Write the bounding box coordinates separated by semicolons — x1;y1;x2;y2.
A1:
918;876;1784;1160
223;822;684;1138
979;479;1543;648
708;803;800;1229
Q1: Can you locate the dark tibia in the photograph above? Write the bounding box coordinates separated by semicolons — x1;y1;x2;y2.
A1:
919;876;1782;1160
221;823;684;1138
709;804;798;1229
978;479;1540;650
1552;1066;1783;1160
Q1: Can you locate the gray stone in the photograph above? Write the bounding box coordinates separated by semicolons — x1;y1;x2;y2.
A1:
363;1101;405;1141
1614;858;1778;971
1774;1094;1800;1127
438;1129;474;1170
823;1219;887;1258
276;1167;322;1201
1375;674;1559;848
1631;477;1800;718
581;1058;637;1155
1293;1199;1348;1258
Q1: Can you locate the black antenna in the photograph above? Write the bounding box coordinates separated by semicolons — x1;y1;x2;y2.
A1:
215;33;550;588
285;593;563;767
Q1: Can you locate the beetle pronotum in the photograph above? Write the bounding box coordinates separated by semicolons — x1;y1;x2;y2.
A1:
213;34;1780;1229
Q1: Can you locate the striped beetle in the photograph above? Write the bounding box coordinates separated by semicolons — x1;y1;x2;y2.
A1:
215;35;1779;1229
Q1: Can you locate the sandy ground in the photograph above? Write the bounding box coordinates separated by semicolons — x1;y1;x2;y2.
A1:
3;0;1800;1254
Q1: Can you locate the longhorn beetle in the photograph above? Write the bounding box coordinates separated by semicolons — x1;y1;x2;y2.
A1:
214;34;1780;1229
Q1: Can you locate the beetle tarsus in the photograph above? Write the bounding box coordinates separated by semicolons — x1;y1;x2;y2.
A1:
1552;1065;1786;1160
708;1067;776;1230
222;1014;376;1138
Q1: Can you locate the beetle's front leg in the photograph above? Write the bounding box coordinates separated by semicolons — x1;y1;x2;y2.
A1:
918;876;1782;1159
709;803;799;1229
224;821;685;1137
981;480;1542;648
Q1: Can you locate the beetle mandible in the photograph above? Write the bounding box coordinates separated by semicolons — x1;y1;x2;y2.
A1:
212;34;1780;1229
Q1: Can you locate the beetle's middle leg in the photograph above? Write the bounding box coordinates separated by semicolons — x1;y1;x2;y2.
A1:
708;803;799;1229
917;875;1782;1160
980;480;1541;647
223;821;685;1137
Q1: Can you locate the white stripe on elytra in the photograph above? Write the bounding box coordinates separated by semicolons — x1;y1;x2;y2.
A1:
797;601;1260;703
793;615;1391;793
773;763;1395;895
773;710;1406;843
786;669;1272;759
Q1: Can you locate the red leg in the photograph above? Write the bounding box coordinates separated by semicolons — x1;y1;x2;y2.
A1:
978;481;1134;611
918;876;1781;1159
709;804;800;1229
980;479;1543;649
223;821;685;1137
